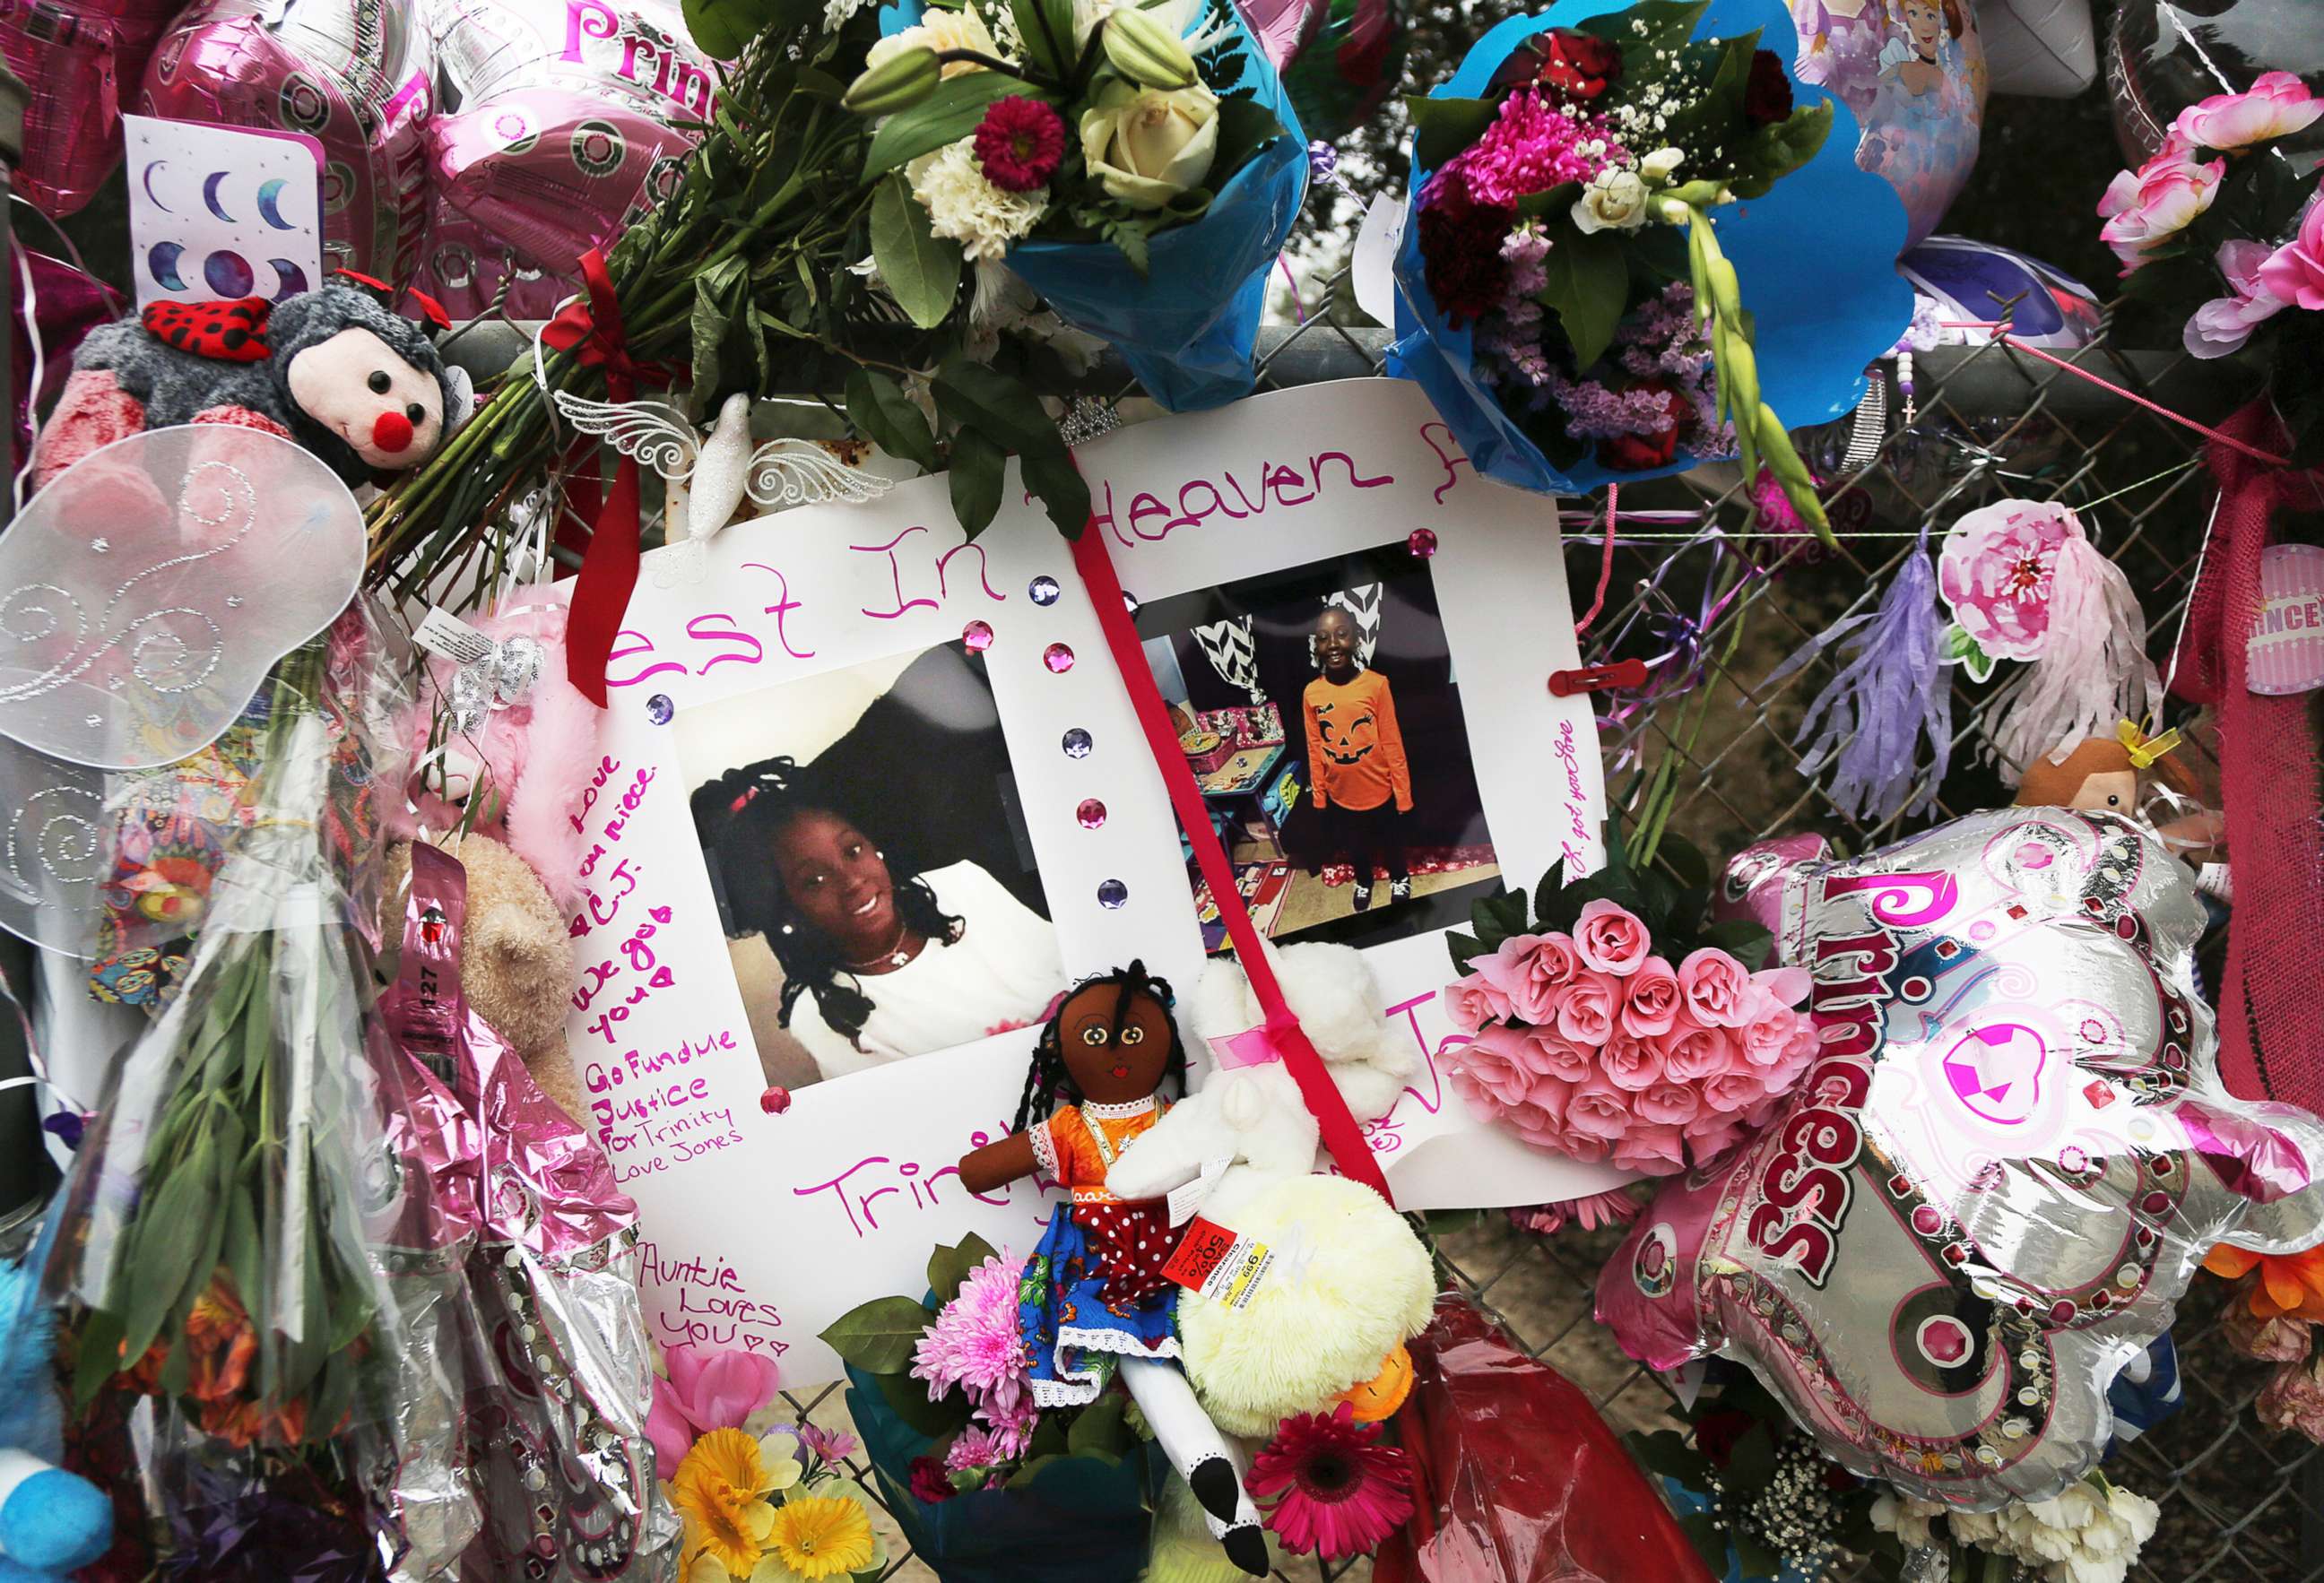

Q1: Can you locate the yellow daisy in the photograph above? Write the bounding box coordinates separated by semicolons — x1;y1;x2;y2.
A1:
752;1489;880;1582
673;1429;782;1575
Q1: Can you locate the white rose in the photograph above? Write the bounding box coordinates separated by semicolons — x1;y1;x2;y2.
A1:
1080;79;1218;210
1640;146;1685;182
867;4;999;78
1571;168;1649;234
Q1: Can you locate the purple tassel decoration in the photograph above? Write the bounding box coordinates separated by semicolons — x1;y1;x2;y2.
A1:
1770;527;1953;821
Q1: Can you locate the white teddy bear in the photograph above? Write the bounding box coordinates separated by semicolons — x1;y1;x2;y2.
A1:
1104;940;1419;1224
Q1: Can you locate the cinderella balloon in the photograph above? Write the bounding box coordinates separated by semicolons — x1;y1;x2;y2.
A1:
425;0;714;273
141;0;436;283
1;0;184;217
1789;0;1987;247
1598;808;2324;1509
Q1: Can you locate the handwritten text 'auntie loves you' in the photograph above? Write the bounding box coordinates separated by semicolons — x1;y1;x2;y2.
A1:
599;447;1400;690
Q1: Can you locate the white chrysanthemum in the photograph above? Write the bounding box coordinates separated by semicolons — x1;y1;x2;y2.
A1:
822;0;869;29
1868;1489;1943;1551
906;138;1047;263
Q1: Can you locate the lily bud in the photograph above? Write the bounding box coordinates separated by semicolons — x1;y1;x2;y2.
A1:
1103;7;1199;91
843;46;941;113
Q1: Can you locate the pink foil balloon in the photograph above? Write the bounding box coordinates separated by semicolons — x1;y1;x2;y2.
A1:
426;0;714;273
411;195;577;318
141;0;437;283
1;0;185;217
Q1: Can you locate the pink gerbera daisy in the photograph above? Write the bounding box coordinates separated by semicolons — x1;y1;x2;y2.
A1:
973;96;1066;193
1247;1403;1415;1560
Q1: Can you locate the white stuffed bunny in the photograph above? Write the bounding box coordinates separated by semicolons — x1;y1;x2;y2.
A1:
1104;940;1418;1224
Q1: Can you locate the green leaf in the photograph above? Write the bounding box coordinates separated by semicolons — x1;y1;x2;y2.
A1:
1513;180;1579;221
1579;0;1709;61
1724;1421;1778;1492
73;1308;123;1406
1656;835;1711;891
1028;1413;1070;1458
1699;919;1774;971
1730;99;1833;198
1537;224;1629;369
683;0;774;60
871;172;963;330
1208;94;1284;188
687;255;747;408
948;427;1006;539
872;1366;974;1437
1531;861;1571;927
118;1152;218;1362
845;368;941;471
1006;1452;1062;1489
1066;1390;1128;1461
925;1233;1000;1308
1626;1427;1707;1483
1485;887;1531;938
819;1294;936;1374
1020;447;1092;538
1444;929;1487;977
1942;622;1997;683
1677;1510;1729;1576
932;358;1064;455
1469;896;1510;953
867;73;1030;177
1011;0;1068;76
1407;95;1498;172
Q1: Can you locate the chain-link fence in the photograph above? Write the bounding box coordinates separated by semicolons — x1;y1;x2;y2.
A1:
760;280;2324;1582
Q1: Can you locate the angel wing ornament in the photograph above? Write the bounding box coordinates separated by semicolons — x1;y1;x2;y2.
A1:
552;391;894;587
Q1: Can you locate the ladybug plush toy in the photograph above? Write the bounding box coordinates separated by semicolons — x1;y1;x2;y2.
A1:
30;278;471;491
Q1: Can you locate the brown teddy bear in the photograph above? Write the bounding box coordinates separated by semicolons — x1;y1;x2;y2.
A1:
384;831;585;1125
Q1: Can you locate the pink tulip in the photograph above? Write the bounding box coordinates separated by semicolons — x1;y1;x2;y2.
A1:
647;1345;783;1470
1573;899;1652;976
2259;191;2324;312
2173;71;2323;151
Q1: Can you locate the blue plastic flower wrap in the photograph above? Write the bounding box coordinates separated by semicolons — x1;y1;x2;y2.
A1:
1386;0;1913;496
880;0;1308;411
845;1362;1169;1583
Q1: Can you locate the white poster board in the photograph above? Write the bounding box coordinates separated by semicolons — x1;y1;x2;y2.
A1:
560;378;1621;1383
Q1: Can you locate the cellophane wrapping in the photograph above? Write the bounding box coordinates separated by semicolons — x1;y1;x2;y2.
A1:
47;610;481;1581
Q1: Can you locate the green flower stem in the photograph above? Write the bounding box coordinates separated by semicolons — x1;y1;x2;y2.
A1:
1681;203;1835;549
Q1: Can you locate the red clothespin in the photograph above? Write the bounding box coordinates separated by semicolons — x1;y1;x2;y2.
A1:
1548;657;1649;696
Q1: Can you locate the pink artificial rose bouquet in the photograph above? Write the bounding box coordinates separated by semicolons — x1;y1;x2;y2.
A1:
1441;840;1815;1180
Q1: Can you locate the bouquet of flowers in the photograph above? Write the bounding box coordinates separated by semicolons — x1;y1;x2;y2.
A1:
1388;0;1912;522
840;0;1305;409
1440;829;1814;1176
2100;70;2324;460
823;1236;1165;1581
44;614;476;1578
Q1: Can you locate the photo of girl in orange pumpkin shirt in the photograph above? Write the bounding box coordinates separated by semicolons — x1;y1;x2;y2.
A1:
1303;607;1414;912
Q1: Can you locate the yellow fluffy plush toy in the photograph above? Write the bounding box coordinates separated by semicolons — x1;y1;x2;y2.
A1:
384;832;585;1123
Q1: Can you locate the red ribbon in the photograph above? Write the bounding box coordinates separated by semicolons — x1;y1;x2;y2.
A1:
1071;525;1394;1205
542;248;657;706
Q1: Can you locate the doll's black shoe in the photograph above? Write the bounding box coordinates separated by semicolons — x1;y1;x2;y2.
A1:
1188;1454;1241;1523
1391;878;1412;903
1351;881;1374;912
1223;1521;1270;1577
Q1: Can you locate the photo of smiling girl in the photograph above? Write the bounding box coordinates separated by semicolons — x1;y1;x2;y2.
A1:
1303;607;1414;912
682;641;1069;1087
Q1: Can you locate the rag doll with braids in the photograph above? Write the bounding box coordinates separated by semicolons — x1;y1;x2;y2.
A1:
959;964;1269;1577
689;757;1065;1081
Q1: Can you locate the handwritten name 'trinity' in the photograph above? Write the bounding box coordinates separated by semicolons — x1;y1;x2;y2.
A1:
1090;451;1393;548
793;1126;1046;1240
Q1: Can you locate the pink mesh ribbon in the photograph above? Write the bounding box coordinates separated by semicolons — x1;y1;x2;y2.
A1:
2170;400;2324;1113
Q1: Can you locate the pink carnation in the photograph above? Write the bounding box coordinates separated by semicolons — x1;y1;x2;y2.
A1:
1555;969;1621;1045
1473;932;1574;1023
1524;1028;1594;1083
1574;899;1652;976
1677;949;1753;1029
1660;1019;1737;1082
1440;87;1617;207
1444;971;1512;1033
1619;956;1683;1037
1600;1034;1667;1093
1563;1078;1634;1141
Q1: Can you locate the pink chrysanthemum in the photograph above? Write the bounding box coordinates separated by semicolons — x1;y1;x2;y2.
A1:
1248;1403;1414;1561
1441;87;1619;208
912;1255;1034;1420
972;96;1066;193
796;1424;858;1464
